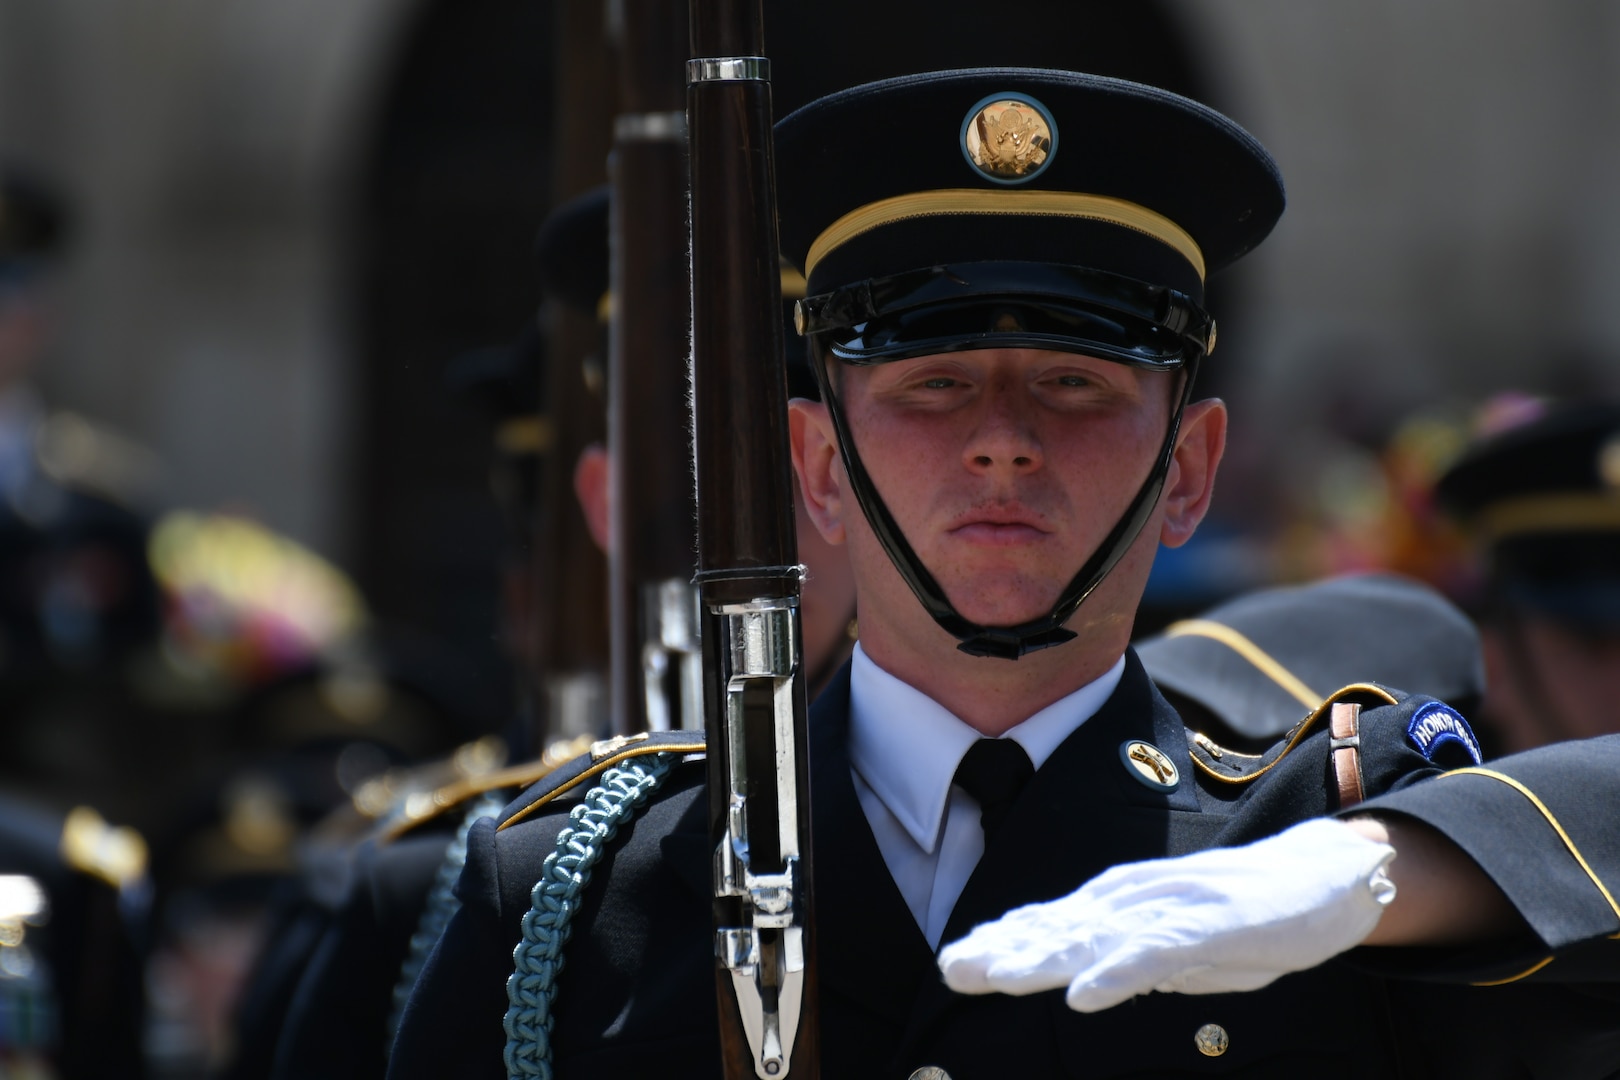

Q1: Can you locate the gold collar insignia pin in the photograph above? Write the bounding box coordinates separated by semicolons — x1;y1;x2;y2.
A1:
1120;739;1180;792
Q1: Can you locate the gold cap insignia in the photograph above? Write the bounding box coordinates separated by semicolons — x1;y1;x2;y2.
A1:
1195;1023;1230;1057
961;94;1056;184
1120;739;1180;791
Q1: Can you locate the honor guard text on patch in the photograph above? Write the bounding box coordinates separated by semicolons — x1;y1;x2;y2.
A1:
961;93;1056;184
1120;739;1180;792
1405;701;1483;767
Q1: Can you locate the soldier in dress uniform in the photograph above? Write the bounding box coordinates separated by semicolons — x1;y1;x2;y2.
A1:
0;160;153;1080
261;312;567;1080
0;160;168;834
1433;400;1620;753
390;71;1620;1078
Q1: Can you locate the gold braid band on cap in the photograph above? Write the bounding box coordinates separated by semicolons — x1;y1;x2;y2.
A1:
779;264;807;300
495;416;556;456
804;189;1206;284
1478;493;1620;543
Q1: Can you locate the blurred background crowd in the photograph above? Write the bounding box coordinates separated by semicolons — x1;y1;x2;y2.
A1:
0;1;1616;1077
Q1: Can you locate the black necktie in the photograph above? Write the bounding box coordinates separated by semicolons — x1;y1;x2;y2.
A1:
952;738;1035;837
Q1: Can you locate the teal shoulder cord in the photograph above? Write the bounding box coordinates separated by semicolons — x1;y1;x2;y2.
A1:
385;792;506;1046
502;753;678;1080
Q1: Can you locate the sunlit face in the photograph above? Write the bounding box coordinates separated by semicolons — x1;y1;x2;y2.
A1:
792;481;857;676
829;347;1175;629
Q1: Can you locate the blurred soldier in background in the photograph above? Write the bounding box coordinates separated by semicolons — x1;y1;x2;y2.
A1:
0;160;168;822
228;184;602;1078
265;176;860;1078
1137;572;1485;751
258;308;567;1080
1435;399;1620;753
0;158;155;1080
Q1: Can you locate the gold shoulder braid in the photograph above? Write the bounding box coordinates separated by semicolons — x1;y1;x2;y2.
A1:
377;735;597;844
498;730;707;832
1186;683;1399;787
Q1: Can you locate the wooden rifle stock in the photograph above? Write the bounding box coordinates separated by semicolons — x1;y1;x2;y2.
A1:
609;0;701;736
688;1;820;1076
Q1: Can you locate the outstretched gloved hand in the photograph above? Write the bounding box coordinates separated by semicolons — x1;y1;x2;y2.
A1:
938;817;1396;1012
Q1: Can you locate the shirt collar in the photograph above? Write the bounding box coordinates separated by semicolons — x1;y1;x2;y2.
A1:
847;643;1125;855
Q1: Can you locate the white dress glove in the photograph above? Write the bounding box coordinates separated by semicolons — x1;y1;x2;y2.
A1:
937;817;1396;1012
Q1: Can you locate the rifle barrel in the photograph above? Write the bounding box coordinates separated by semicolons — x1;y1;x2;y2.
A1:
688;0;820;1074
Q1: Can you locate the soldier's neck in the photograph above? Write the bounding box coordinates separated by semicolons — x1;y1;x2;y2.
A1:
857;612;1131;737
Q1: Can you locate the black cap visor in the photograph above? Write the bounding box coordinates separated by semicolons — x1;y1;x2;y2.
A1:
797;261;1212;369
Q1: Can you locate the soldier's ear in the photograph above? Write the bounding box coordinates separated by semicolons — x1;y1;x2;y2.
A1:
1158;397;1226;549
788;399;846;546
572;443;612;553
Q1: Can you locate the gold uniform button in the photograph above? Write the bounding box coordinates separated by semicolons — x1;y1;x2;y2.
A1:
1194;1023;1229;1057
908;1069;951;1080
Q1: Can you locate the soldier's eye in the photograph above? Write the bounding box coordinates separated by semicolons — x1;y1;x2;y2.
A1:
1054;375;1090;387
922;377;958;389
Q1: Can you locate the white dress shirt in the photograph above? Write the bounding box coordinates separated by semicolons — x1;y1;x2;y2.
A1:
846;642;1125;948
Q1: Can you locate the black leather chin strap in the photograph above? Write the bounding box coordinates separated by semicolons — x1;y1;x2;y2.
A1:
810;347;1201;660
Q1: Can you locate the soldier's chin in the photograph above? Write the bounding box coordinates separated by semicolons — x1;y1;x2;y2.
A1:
939;582;1061;634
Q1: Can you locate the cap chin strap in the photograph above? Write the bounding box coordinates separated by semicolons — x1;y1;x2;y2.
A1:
810;348;1201;661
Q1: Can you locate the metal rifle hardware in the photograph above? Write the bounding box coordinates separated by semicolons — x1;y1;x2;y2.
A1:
641;579;704;731
711;597;807;1076
609;0;699;737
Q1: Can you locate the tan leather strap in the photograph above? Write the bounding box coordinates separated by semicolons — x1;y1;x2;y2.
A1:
1329;702;1365;808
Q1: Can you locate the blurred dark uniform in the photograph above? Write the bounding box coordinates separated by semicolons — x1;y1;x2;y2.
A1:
201;637;501;1080
0;796;148;1078
1435;400;1620;753
389;71;1620;1080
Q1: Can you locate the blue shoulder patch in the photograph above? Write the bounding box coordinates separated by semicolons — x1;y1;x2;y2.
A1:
1405;701;1483;767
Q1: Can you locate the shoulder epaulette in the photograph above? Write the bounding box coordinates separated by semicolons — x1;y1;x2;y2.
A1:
498;729;706;832
1186;683;1397;785
375;734;599;843
59;805;148;891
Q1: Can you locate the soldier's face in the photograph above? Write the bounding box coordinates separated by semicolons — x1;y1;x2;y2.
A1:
791;347;1225;637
